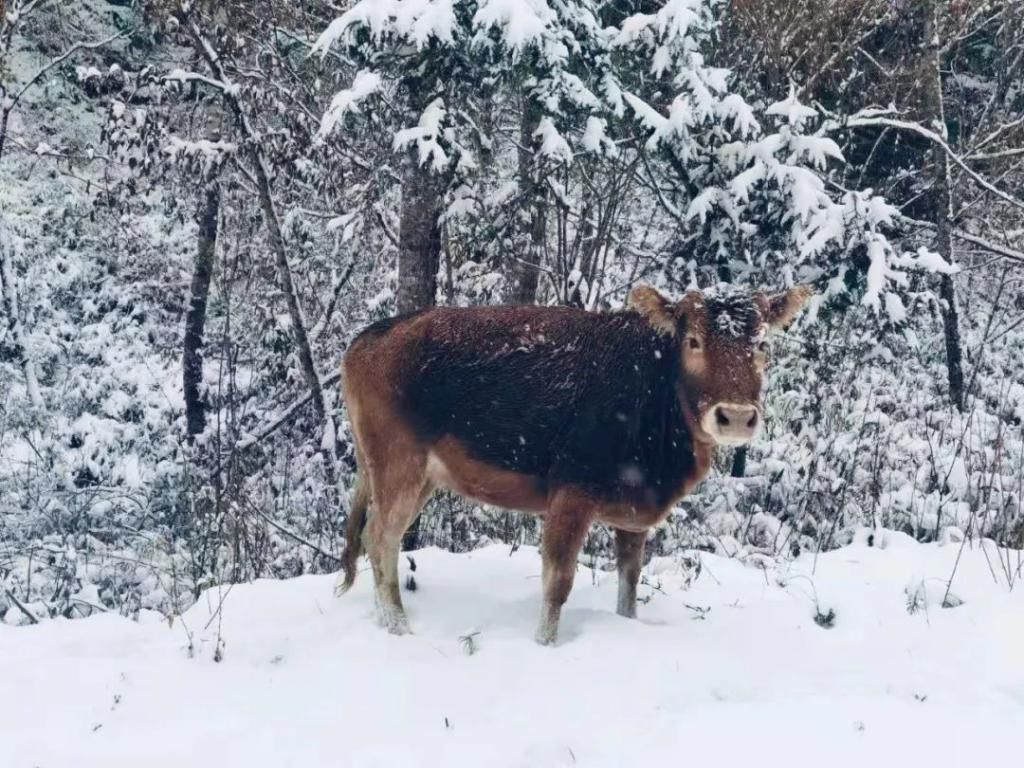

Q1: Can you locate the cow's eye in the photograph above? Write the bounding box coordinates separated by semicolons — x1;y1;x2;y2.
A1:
687;336;702;351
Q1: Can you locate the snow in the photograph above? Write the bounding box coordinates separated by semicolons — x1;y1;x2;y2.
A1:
164;136;237;160
793;134;845;168
767;88;819;127
313;0;458;54
164;68;239;96
3;537;1022;767
394;98;450;171
719;93;760;137
472;0;554;51
621;91;671;149
533;116;573;163
686;186;720;223
580;116;607;153
317;70;382;138
894;246;959;275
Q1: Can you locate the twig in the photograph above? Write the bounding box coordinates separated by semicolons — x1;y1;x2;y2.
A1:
4;588;39;624
244;498;340;564
234;370;342;452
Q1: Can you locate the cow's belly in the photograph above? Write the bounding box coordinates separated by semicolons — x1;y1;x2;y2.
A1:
593;502;673;532
426;436;549;513
425;436;686;530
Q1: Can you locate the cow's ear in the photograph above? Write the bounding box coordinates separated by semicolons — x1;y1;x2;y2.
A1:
628;285;679;335
766;285;814;330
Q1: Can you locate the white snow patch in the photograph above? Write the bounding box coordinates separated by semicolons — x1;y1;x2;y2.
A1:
533;116;573;164
394;98;449;171
318;70;382;138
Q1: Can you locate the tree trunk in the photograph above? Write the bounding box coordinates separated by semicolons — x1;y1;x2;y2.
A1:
922;2;965;411
731;447;748;478
0;222;43;409
183;182;220;439
396;155;443;315
509;97;545;305
938;271;964;410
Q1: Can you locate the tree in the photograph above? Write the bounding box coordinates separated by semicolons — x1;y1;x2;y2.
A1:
183;180;221;438
921;1;964;411
394;91;446;316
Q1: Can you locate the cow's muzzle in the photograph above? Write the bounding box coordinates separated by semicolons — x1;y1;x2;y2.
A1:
703;403;761;446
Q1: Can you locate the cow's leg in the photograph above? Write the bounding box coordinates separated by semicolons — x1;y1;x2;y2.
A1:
536;492;593;645
362;447;429;635
613;528;647;618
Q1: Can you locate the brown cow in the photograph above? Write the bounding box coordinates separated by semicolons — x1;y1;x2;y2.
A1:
336;283;812;644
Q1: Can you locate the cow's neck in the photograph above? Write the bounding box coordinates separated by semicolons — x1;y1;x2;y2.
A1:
673;378;717;492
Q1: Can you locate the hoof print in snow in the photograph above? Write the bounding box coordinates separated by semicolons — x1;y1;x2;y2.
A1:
814;607;837;629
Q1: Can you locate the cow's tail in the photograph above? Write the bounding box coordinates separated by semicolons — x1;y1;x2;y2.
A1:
337;464;370;595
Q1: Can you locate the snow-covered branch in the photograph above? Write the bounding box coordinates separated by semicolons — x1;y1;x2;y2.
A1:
163;68;238;95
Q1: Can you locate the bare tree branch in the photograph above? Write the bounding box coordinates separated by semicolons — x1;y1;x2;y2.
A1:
841;111;1024;213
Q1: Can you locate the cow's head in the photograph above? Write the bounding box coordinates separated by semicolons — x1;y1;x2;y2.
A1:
630;283;813;446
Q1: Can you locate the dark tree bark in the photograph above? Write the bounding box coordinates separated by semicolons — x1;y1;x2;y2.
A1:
183;182;220;439
396;154;443;315
731;447;748;478
938;272;964;410
509;97;546;305
922;2;965;411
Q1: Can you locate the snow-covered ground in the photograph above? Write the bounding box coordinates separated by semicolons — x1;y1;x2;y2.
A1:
2;532;1022;767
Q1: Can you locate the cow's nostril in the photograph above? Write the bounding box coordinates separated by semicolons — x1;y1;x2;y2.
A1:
747;412;758;429
715;407;730;427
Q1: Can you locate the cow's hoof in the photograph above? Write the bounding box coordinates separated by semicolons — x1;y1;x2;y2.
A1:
385;618;411;636
385;618;409;638
534;623;558;646
378;605;412;636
